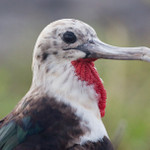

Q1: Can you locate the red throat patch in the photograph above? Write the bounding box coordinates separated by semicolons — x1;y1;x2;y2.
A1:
71;58;107;117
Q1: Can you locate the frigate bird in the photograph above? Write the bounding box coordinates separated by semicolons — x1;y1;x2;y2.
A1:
0;19;150;150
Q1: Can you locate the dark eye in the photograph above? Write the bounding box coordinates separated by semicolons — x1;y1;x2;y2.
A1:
63;31;77;44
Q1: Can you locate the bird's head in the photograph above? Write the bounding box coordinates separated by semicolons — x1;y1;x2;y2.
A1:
33;19;98;65
31;19;150;117
33;19;150;68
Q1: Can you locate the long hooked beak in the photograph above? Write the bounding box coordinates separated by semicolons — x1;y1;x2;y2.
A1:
78;38;150;62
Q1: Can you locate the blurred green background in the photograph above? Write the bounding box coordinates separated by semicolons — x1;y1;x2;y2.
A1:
0;0;150;149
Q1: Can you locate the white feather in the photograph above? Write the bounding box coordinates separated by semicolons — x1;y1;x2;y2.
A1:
32;61;109;143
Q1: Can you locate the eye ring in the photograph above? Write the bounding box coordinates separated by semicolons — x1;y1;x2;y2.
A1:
63;31;77;44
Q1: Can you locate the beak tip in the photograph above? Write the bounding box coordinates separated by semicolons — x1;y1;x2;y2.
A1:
142;47;150;62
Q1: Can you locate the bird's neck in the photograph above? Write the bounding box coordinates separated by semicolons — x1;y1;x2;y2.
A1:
22;59;109;143
31;59;107;118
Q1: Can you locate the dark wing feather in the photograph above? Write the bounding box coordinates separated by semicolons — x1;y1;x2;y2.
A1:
0;96;83;150
0;116;43;150
0;96;114;150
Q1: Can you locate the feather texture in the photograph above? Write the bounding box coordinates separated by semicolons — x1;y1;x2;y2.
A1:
0;96;113;150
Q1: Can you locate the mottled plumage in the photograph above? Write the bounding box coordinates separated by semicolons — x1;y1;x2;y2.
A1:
0;19;150;150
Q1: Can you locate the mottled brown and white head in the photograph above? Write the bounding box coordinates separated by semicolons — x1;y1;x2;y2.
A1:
32;19;96;71
32;19;150;77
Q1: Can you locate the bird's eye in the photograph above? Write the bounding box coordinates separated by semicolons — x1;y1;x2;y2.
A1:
63;31;77;44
